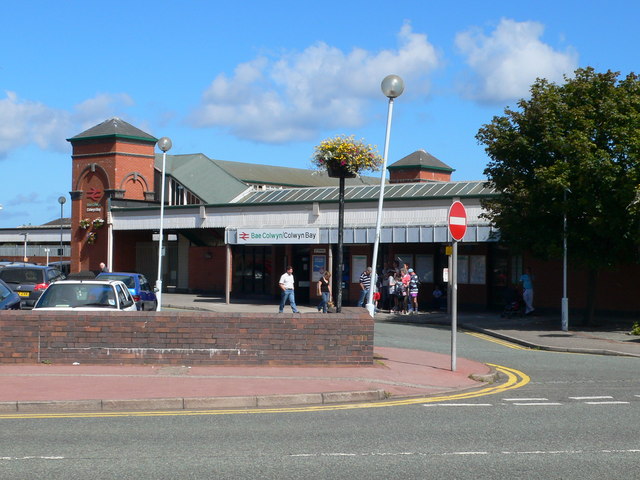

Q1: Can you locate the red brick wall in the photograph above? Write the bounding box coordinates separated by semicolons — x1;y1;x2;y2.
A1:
0;309;373;366
389;169;452;183
70;137;156;273
189;246;227;292
112;231;151;272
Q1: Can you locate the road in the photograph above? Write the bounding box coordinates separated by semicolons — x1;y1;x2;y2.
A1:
1;321;638;479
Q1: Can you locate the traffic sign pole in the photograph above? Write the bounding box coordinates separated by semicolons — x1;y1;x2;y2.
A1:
447;200;467;372
451;239;457;372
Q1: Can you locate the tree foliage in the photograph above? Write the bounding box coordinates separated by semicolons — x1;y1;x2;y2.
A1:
477;67;640;270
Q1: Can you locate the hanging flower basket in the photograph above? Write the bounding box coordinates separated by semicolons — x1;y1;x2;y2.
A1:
312;135;383;178
92;218;105;229
87;232;97;245
79;218;91;229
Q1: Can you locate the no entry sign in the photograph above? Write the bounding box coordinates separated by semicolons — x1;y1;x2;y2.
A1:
448;201;467;241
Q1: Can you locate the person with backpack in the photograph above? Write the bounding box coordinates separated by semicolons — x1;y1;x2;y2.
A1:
394;271;407;314
408;268;420;314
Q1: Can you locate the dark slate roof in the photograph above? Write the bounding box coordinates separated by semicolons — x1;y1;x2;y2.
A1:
41;217;71;227
67;117;157;143
388;149;454;172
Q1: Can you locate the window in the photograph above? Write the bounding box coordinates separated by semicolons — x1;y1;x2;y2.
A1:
415;255;434;283
455;255;486;285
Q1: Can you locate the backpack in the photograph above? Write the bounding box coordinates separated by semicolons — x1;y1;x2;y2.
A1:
409;273;419;292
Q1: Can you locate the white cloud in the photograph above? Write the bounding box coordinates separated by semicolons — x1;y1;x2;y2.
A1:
455;18;578;103
190;23;441;143
0;91;134;158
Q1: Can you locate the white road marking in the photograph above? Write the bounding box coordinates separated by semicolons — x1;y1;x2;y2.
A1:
584;401;630;405
510;402;563;406
503;398;548;401
423;403;493;407
290;449;640;458
441;451;488;456
0;456;64;461
569;396;613;400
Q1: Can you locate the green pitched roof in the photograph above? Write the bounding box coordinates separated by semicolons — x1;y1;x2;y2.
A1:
156;153;250;204
67;117;157;143
212;159;380;187
155;153;384;205
388;149;455;172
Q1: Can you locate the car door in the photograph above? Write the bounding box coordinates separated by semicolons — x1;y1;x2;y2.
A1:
115;283;137;311
138;275;156;311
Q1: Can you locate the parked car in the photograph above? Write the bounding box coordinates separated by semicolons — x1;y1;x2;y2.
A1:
47;260;71;276
0;264;65;309
96;272;157;311
0;278;21;310
33;280;137;311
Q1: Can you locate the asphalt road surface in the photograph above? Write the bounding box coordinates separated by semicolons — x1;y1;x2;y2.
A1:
1;321;638;479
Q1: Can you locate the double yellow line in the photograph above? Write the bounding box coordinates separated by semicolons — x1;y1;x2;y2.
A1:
464;331;532;350
0;364;529;420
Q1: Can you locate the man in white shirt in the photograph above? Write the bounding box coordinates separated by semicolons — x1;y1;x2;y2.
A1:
278;266;299;313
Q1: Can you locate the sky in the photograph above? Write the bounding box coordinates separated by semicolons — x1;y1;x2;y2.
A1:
1;0;638;228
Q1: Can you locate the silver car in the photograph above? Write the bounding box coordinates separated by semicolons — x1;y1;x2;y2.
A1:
33;280;138;311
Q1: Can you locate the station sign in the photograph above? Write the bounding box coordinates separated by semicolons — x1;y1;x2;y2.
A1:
235;228;320;245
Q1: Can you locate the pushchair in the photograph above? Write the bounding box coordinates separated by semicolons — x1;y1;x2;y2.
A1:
501;286;524;318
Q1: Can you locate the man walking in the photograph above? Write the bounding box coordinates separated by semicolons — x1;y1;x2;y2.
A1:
278;266;299;313
358;266;372;308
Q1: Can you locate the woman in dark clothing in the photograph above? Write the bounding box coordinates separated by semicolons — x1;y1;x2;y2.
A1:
317;271;332;313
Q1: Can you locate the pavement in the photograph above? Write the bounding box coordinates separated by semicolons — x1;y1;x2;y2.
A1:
0;293;637;414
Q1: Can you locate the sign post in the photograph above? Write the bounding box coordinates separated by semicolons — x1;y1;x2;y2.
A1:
448;200;467;372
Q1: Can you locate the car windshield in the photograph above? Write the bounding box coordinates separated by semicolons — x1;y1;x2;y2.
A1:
37;284;117;309
0;269;44;284
98;274;135;288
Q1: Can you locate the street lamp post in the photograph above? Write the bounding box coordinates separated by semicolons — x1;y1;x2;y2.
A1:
21;233;28;262
58;196;66;264
366;74;404;317
44;248;50;266
155;136;172;311
561;187;570;331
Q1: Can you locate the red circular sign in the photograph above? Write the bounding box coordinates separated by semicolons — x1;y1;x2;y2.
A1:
448;201;467;241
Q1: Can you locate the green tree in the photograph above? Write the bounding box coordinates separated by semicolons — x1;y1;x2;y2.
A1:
477;67;640;324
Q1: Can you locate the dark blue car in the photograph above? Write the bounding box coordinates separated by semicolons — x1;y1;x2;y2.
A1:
96;272;157;311
0;278;21;310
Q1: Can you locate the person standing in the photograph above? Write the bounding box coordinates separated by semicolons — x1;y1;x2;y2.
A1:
358;266;372;307
520;267;535;315
278;266;299;313
99;262;108;272
408;268;420;313
317;271;332;313
387;270;397;313
401;268;411;314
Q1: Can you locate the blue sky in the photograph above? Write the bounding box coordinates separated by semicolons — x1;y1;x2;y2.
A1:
1;0;638;228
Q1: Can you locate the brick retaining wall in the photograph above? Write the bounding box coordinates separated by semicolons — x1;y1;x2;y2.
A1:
0;309;374;366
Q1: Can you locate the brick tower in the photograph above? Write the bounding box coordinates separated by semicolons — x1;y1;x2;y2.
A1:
67;118;157;273
388;150;454;183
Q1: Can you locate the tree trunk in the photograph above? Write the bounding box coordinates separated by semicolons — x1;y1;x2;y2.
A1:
582;268;599;326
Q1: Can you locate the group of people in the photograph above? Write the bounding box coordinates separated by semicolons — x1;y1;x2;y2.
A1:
356;263;421;314
279;262;537;316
